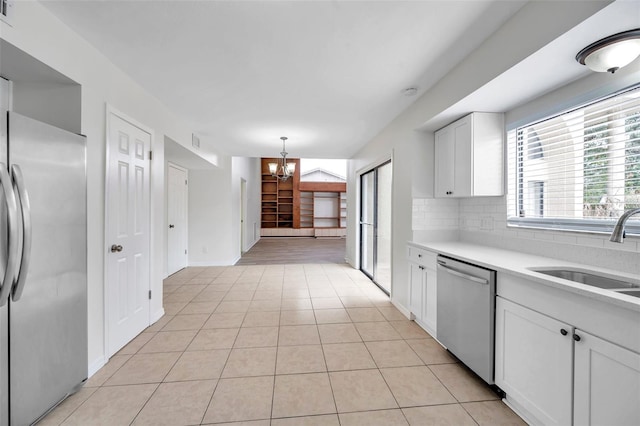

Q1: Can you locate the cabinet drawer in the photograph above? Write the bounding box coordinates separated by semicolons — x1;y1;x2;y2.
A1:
407;246;436;267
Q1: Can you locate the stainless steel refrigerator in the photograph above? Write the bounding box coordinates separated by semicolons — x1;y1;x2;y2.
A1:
0;110;87;425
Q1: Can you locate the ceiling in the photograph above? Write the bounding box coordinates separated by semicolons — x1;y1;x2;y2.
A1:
40;0;527;159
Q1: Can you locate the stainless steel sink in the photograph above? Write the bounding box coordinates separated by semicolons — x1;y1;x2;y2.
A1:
530;268;639;290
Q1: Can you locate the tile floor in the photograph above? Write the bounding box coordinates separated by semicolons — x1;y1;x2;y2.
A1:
40;264;526;425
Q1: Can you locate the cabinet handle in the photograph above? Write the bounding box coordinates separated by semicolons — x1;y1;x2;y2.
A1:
418;254;422;258
560;329;568;336
419;266;424;270
573;334;581;342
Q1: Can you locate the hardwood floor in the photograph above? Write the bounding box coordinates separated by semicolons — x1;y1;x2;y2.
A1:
236;237;346;265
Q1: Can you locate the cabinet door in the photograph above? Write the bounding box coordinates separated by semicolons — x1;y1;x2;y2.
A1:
452;115;472;197
408;262;424;322
495;297;573;426
422;267;437;336
434;126;454;197
574;330;640;426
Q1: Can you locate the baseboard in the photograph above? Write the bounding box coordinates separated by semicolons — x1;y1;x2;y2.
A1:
390;298;411;319
244;238;259;252
502;395;539;426
151;307;165;324
87;355;106;378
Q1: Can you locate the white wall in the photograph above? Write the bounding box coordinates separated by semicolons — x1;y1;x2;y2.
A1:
1;2;221;374
347;1;611;311
231;156;262;254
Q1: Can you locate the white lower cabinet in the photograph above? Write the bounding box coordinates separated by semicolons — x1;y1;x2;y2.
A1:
407;245;437;336
574;330;640;426
495;297;573;426
496;296;640;426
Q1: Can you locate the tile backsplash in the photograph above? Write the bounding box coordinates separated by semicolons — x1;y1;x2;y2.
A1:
412;197;640;276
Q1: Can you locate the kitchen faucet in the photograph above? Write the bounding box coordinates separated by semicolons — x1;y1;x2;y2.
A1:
609;208;640;243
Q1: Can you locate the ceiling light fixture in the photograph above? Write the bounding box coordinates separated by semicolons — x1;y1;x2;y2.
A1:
268;137;295;181
576;29;640;74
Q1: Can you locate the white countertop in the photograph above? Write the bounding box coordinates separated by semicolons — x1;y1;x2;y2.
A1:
409;241;640;312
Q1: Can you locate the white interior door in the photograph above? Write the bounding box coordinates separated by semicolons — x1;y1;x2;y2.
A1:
106;111;151;357
167;163;188;275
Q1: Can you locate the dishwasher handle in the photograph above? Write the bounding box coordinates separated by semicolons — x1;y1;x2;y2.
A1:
437;261;489;285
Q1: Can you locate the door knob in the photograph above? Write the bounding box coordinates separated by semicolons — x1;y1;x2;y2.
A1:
169;224;175;228
110;244;123;253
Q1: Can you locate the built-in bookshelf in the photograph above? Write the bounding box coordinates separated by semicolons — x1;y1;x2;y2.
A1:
260;158;299;229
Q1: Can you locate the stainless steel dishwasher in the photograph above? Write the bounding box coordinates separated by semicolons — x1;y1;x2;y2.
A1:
436;255;496;384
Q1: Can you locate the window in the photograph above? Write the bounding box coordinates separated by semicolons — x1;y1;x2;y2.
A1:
508;86;640;235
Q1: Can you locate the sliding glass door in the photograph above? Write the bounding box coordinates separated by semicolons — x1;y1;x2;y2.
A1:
359;161;392;294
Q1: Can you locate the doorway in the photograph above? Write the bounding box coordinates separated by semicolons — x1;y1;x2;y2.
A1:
167;163;188;275
359;160;392;294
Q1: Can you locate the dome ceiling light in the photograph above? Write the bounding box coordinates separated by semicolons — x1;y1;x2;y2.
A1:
576;29;640;74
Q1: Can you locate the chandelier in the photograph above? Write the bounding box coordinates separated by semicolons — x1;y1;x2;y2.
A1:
268;136;296;181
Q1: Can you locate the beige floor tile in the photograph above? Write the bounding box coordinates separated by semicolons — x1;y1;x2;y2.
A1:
378;307;409;321
84;355;132;387
272;373;336;418
161;313;210;331
311;298;344;309
38;387;97;425
271;414;339;426
281;289;311;299
279;325;321;346
406;339;457;365
309;288;338;298
339;409;409;426
429;364;498;402
346;307;386;322
329;369;398;413
117;332;155;355
276;345;327;374
381;366;457;407
339;297;374;308
178;301;219;314
402;404;477;426
192;289;227;302
164;349;230;381
203;376;274;423
280;309;316;325
314;308;351;324
462;400;527;425
104;352;180;386
163;301;188;315
224;290;255;301
365;340;424;368
389;321;431;339
60;384;157;426
253;290;282;300
222;347;277;377
207;421;270;426
139;330;198;353
281;298;313;310
144;315;172;333
203;312;246;329
187;328;239;351
322;343;376;371
132;380;217;425
318;323;362;344
248;299;283;312
242;311;281;327
355;322;403;341
234;326;279;347
215;300;251;313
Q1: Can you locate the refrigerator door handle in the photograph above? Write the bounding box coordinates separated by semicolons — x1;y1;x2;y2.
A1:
0;163;20;306
10;164;32;301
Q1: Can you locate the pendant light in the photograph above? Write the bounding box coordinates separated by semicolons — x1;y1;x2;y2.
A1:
268;137;295;181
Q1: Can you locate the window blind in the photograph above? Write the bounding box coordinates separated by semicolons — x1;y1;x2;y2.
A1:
507;86;640;235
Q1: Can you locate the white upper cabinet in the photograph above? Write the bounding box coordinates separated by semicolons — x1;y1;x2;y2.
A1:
434;112;504;198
